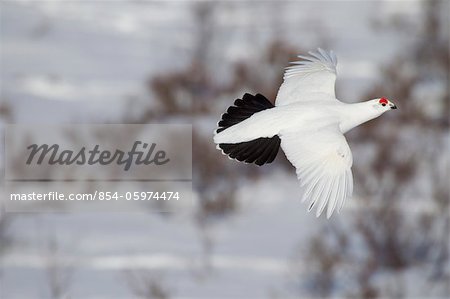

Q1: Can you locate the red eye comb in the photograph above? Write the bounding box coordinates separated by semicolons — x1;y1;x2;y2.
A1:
379;98;388;105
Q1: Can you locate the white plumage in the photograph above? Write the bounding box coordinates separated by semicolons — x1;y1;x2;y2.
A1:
278;48;337;105
214;49;397;218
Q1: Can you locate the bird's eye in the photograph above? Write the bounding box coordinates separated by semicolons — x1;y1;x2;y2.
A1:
379;98;388;107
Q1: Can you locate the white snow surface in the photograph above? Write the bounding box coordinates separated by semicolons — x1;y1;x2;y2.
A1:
1;1;447;298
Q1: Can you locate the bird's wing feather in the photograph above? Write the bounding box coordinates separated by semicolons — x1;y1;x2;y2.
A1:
275;48;338;106
280;124;353;218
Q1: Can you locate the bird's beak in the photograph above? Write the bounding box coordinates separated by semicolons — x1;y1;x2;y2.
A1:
389;103;398;110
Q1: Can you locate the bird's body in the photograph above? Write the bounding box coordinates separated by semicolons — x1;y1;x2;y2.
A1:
215;100;389;144
213;49;397;218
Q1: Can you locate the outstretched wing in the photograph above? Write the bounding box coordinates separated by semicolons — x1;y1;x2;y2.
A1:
275;48;338;106
280;124;353;218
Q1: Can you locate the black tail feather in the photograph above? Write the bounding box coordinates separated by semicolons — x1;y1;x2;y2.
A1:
264;137;281;163
255;137;281;165
218;136;281;166
216;93;281;166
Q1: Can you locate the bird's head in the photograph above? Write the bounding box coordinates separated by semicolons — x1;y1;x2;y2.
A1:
371;97;398;112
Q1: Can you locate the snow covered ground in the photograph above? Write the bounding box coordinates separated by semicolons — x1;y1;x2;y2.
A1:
1;1;447;298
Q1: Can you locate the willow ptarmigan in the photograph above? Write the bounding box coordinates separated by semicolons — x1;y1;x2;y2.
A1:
213;48;397;218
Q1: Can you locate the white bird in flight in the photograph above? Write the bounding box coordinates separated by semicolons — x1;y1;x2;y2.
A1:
213;48;397;218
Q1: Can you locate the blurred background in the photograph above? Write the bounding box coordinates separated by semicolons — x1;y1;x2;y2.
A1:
0;0;449;298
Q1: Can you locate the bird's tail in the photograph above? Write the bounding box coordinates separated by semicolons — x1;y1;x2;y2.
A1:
214;93;281;166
